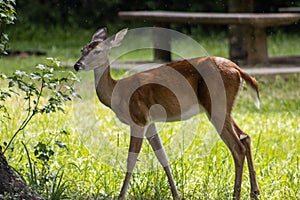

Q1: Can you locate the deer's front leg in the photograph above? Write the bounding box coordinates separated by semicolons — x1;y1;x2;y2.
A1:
119;126;144;200
146;124;181;200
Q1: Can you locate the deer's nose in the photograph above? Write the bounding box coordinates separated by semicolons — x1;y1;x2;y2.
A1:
74;62;82;71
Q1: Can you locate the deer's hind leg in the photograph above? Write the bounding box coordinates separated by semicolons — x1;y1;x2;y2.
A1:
233;121;260;199
213;116;246;200
201;72;246;199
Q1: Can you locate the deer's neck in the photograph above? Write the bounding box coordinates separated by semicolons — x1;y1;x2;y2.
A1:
94;61;116;108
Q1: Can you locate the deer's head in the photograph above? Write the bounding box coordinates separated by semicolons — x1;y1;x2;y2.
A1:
74;27;128;71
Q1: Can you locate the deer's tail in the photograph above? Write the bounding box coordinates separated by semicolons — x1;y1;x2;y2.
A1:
236;67;260;109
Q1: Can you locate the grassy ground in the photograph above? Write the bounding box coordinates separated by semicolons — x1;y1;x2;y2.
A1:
1;25;300;199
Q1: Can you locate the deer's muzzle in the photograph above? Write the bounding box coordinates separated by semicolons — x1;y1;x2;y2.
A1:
74;62;82;72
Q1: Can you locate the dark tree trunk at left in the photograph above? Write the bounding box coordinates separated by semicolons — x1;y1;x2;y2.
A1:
0;147;39;199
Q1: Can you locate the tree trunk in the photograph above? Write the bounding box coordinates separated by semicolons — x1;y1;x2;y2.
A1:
0;147;39;199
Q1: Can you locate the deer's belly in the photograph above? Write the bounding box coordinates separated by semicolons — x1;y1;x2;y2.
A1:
149;104;204;123
179;104;205;120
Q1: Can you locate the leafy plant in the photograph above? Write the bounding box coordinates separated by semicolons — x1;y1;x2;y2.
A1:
0;77;11;122
0;0;16;54
1;57;80;153
0;57;80;199
21;134;69;199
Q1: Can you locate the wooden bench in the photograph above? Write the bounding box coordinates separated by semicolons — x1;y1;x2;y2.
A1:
119;11;300;65
279;7;300;13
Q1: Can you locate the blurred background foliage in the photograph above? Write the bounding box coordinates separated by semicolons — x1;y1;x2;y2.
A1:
0;0;16;54
14;0;300;29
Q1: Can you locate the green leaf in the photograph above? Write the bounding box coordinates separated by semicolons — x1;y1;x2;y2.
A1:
14;70;27;77
62;94;71;101
8;80;16;87
54;90;62;97
34;149;39;156
43;73;53;79
20;83;30;92
36;64;47;70
64;85;71;90
30;72;42;80
71;90;81;99
48;149;54;157
37;154;49;162
45;82;57;88
0;90;11;100
59;129;69;135
2;34;9;41
0;73;7;79
57;107;65;113
46;57;61;68
55;141;68;150
0;13;7;18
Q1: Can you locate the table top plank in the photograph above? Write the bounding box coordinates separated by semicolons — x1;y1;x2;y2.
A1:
279;7;300;12
119;11;300;27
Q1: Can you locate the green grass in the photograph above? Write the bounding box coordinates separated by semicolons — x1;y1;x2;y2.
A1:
1;25;300;199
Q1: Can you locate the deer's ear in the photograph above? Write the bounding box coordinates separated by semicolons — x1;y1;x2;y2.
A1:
110;28;128;48
92;27;107;41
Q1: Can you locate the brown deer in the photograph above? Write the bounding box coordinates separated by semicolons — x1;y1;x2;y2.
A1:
74;27;260;200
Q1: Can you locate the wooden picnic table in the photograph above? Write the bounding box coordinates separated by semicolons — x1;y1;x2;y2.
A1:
119;11;300;65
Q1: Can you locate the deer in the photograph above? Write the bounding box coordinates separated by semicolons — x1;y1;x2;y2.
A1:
74;27;260;200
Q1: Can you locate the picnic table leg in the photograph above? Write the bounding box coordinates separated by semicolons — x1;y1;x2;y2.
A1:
228;0;253;65
152;27;171;62
229;25;249;64
247;26;268;65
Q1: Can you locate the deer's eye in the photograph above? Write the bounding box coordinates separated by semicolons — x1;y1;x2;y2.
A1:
89;41;99;49
93;50;101;55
